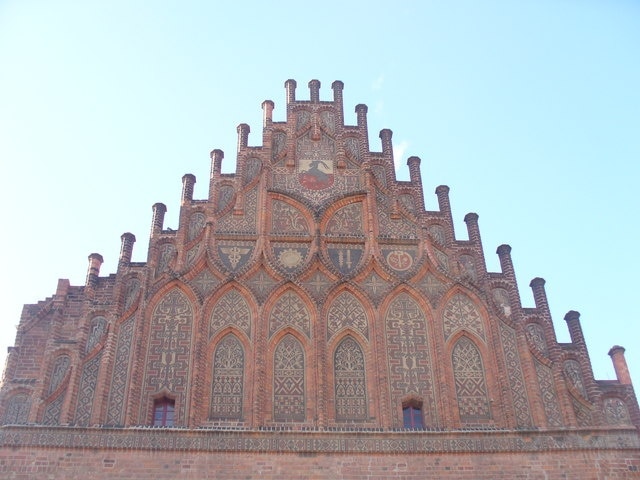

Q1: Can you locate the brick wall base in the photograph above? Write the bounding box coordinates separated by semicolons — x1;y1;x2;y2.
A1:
1;447;640;479
2;426;639;479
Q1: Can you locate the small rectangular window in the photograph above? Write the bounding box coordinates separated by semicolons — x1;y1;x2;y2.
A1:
403;405;424;429
153;398;175;427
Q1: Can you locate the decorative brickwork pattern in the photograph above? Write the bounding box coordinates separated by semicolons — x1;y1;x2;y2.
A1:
334;337;367;421
106;316;135;426
443;294;485;341
385;294;436;424
361;271;392;305
320;111;336;133
604;398;632;425
244;157;261;184
371;165;387;187
271;131;287;163
296;111;310;131
2;79;639;477
42;394;64;425
534;360;563;427
187;213;206;242
271;201;309;234
124;278;140;311
344;137;361;162
48;355;70;395
526;323;548;356
186;245;200;267
499;323;533;427
210;290;251;339
459;255;477;281
2;425;639;455
210;334;244;420
2;395;29;425
376;191;418;240
273;335;305;422
381;246;419;275
296;131;336;193
327;242;365;276
217;185;235;211
434;248;449;271
428;225;446;245
399;193;415;213
415;272;446;307
156;243;176;276
572;396;593;427
85;316;106;353
216;240;255;273
563;360;587;398
300;270;333;303
272;242;311;273
215;187;257;234
144;290;193;423
191;268;219;298
74;353;102;425
452;337;491;422
327;292;368;340
326;203;364;237
492;288;511;317
271;166;361;207
269;291;310;339
246;268;279;304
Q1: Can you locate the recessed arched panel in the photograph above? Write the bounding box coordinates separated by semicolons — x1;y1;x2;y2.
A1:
144;288;194;425
86;316;107;353
452;337;491;423
334;337;367;421
48;355;70;395
384;292;437;428
273;335;305;422
210;334;245;420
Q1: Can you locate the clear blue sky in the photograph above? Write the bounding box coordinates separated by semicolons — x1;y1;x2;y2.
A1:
1;1;639;385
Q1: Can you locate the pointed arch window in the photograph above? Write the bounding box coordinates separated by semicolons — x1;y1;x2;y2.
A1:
153;397;175;427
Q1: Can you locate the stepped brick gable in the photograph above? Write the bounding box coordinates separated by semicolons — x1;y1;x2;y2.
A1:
1;80;639;478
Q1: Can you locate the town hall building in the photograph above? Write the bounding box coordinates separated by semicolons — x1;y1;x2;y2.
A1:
1;80;638;478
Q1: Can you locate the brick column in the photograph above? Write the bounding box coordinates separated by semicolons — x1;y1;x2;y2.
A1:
181;174;196;205
464;212;481;246
237;123;250;151
285;79;297;104
151;203;167;237
609;346;632;385
407;156;424;211
209;149;224;200
331;80;344;123
262;100;274;127
355;104;369;151
309;79;320;102
119;232;136;265
85;253;103;288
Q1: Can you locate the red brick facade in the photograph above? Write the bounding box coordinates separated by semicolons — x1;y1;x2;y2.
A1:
1;80;639;478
